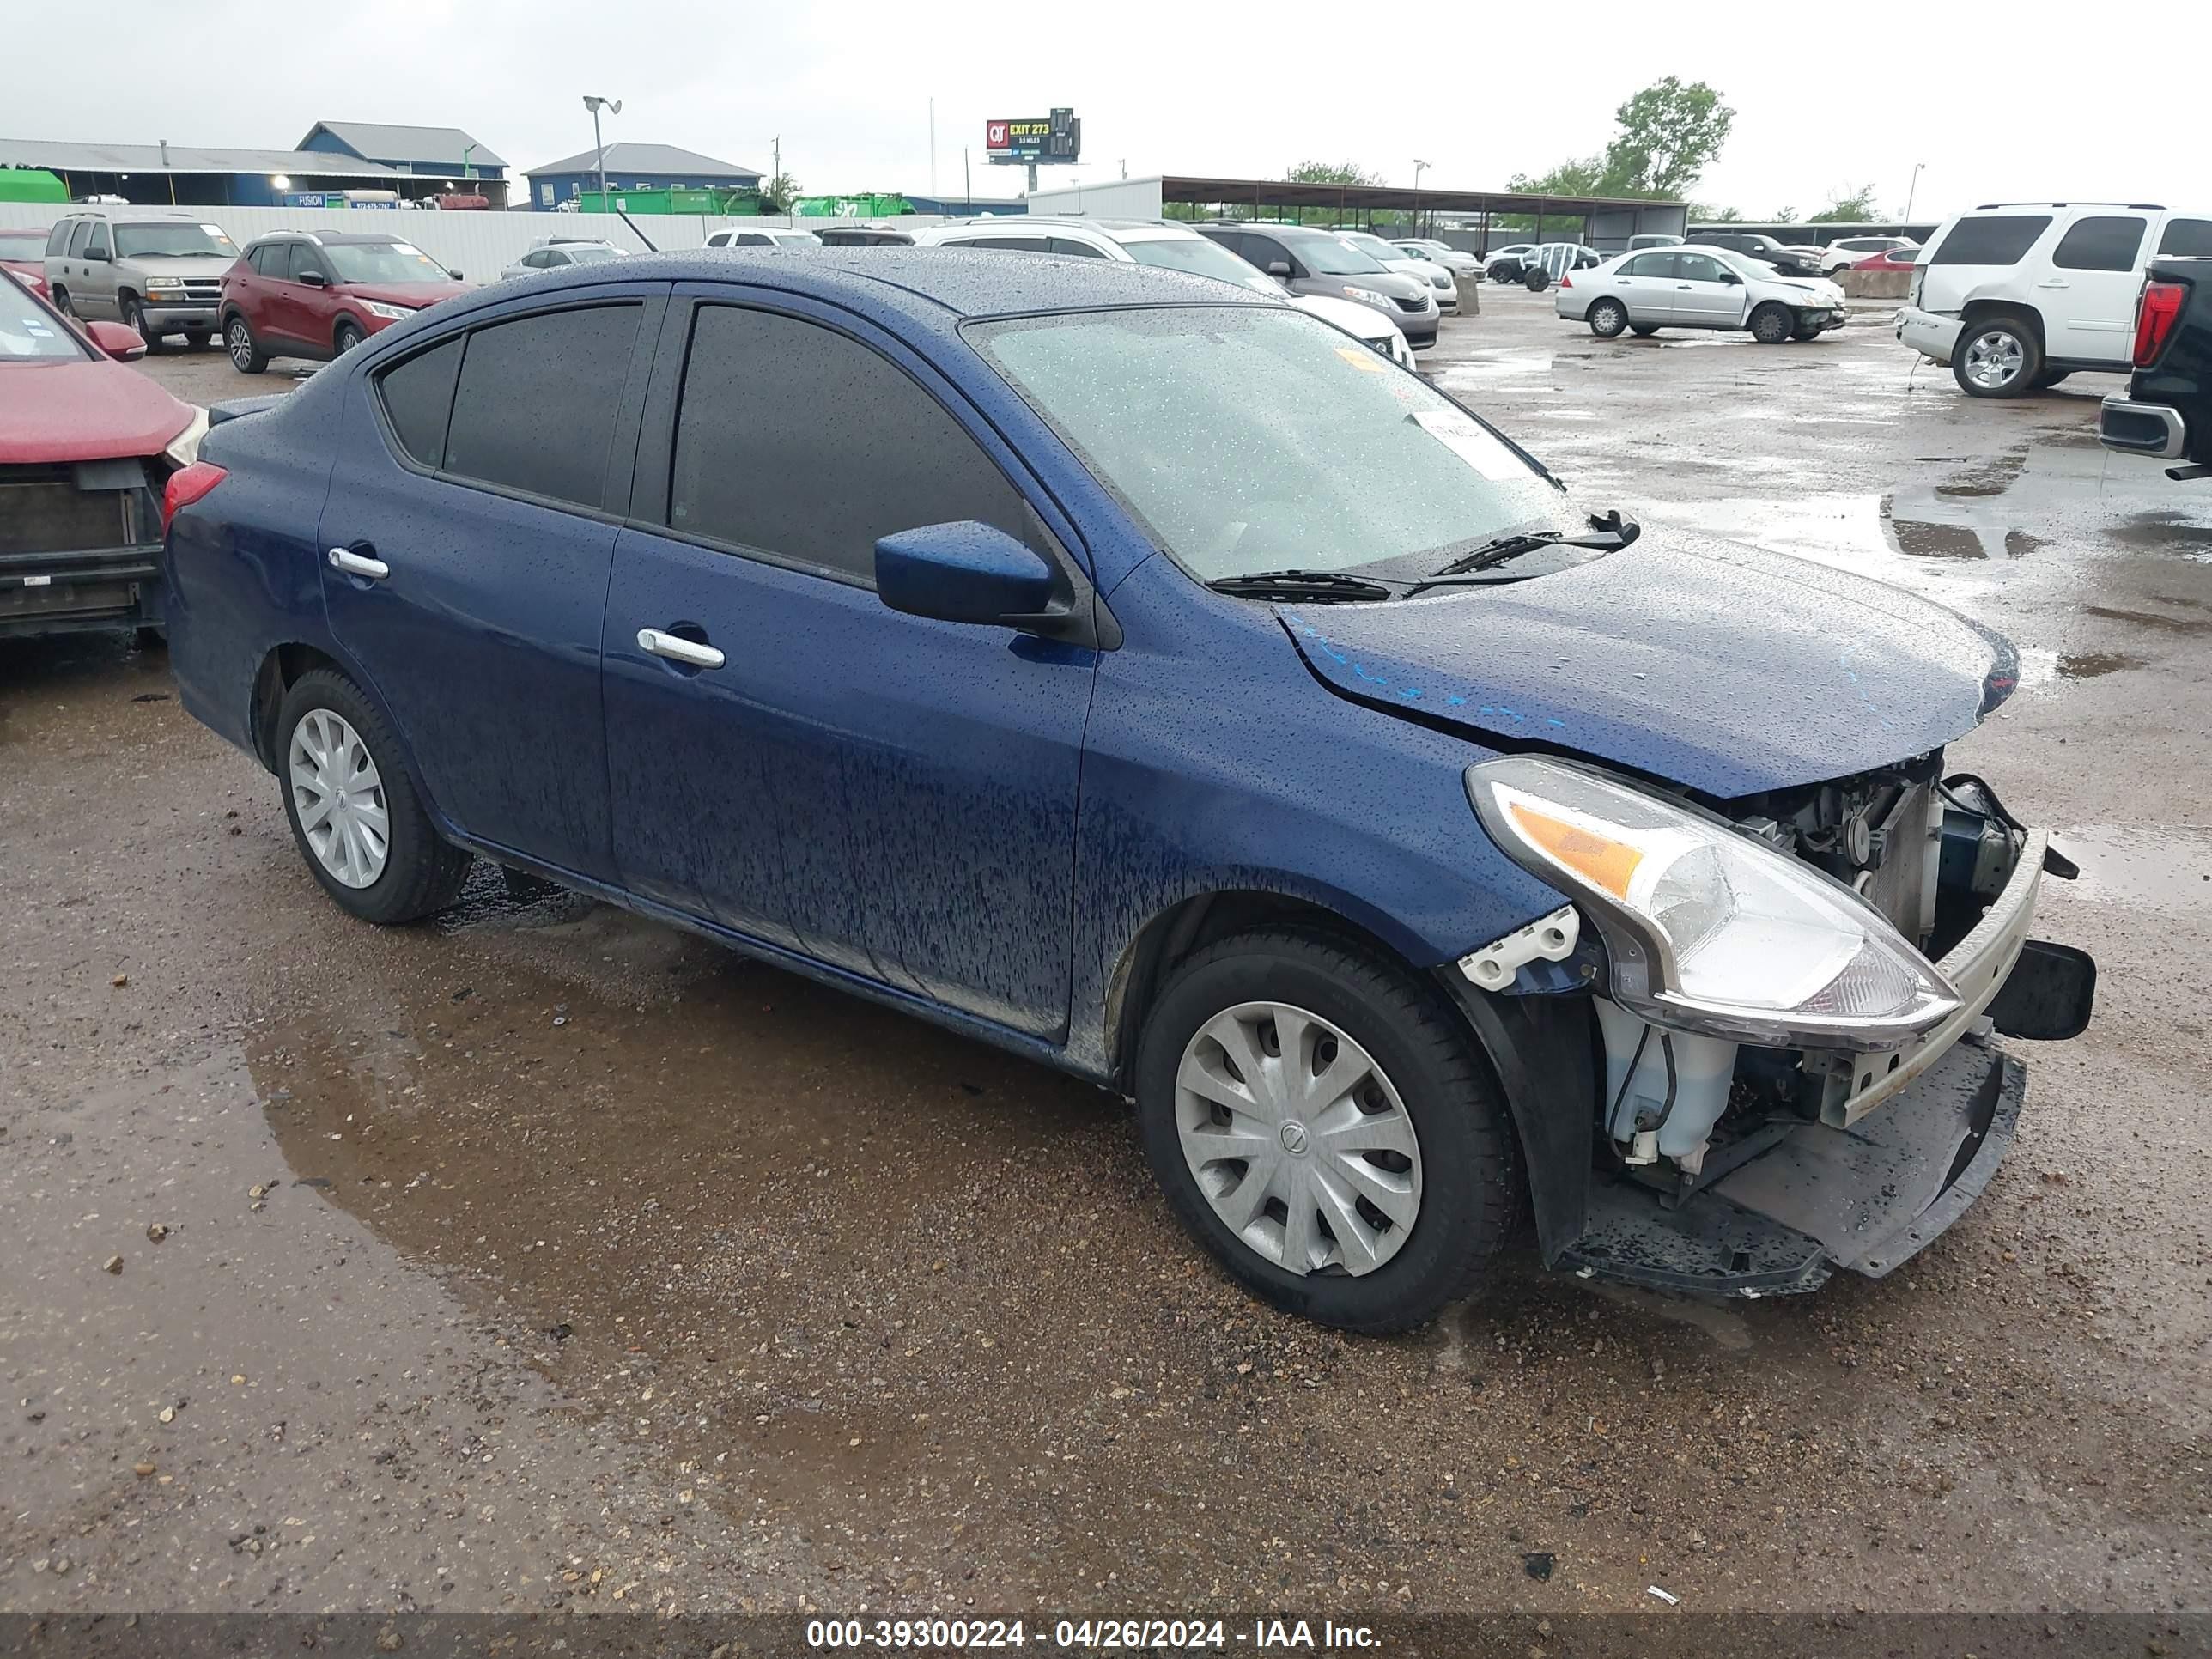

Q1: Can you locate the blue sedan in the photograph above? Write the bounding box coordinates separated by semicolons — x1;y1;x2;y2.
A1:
161;252;2093;1331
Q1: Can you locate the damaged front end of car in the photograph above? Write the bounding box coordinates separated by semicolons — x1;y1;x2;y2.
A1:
1445;752;2096;1297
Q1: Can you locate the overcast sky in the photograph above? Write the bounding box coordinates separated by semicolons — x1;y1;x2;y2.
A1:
13;2;2208;221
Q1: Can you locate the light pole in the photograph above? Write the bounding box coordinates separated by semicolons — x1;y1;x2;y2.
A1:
582;94;622;209
1904;161;1925;224
1413;158;1431;234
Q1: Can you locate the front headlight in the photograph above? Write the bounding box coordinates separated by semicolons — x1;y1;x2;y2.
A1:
1342;285;1387;305
162;406;208;470
362;300;415;321
1468;757;1959;1049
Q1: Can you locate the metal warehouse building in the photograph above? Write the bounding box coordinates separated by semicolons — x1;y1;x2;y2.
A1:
0;137;411;208
524;143;761;210
296;121;508;205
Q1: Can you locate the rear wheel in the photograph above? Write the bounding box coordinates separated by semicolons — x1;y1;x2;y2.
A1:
1588;298;1629;338
1954;315;2041;398
333;319;367;356
124;296;167;354
1134;927;1520;1334
224;314;268;374
50;285;71;316
2033;368;2072;390
276;669;473;925
1522;267;1549;292
1749;302;1793;344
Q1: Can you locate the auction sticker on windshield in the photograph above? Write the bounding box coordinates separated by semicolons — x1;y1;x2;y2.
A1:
1410;408;1529;482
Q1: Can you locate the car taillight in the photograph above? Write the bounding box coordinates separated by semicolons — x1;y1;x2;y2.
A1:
1559;274;1572;289
2135;281;2186;368
162;461;228;535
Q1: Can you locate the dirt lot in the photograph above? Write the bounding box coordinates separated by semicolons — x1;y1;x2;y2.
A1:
4;287;2209;1623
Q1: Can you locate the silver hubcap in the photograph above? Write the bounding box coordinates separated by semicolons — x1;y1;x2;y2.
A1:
1964;331;2023;388
289;708;389;889
1175;1000;1422;1278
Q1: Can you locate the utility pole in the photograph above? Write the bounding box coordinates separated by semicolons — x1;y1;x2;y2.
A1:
929;98;937;197
963;148;971;214
1413;157;1430;234
582;94;621;209
1904;161;1926;224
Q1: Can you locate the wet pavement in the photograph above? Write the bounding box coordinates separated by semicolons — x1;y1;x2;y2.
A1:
4;288;2209;1620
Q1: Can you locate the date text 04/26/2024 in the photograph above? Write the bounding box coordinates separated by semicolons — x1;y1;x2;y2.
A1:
805;1619;1382;1650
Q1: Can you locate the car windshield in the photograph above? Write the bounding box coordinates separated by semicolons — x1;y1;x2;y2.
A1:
773;230;823;246
1340;232;1399;258
969;306;1576;584
558;246;623;265
0;228;46;257
113;222;236;258
324;240;451;283
1283;232;1386;276
1121;234;1276;292
0;276;84;361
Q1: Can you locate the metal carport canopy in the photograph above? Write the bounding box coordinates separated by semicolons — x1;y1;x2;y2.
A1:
1157;174;1686;240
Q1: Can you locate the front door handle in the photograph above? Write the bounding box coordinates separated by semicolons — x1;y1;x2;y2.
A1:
2035;279;2069;289
328;546;389;579
637;627;725;669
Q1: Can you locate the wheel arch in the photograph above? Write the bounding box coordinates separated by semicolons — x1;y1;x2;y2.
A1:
1959;297;2045;345
332;313;365;350
248;641;428;803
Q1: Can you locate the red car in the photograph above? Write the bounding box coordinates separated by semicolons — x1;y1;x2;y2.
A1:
1;225;51;300
0;272;210;640
1851;246;1923;272
219;230;468;374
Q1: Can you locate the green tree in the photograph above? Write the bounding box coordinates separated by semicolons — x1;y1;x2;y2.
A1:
760;173;800;213
1692;202;1747;223
1285;160;1386;187
1508;156;1611;198
1599;77;1735;199
1808;183;1881;222
1771;204;1800;225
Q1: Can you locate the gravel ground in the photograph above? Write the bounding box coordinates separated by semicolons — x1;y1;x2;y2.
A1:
3;285;2208;1622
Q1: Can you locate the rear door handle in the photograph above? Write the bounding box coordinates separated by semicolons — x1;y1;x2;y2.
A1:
328;546;389;579
637;627;725;669
2035;278;2069;289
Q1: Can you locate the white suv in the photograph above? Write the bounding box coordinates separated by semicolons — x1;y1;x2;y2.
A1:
1896;202;2212;398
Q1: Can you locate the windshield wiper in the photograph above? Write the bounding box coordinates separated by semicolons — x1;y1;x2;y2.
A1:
1206;569;1397;602
1400;513;1634;598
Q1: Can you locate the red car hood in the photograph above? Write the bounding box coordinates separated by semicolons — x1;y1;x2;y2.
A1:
0;359;196;464
344;281;468;307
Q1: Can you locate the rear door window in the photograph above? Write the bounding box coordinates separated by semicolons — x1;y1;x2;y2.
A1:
1048;236;1108;258
1619;252;1677;278
2157;218;2212;258
441;304;644;509
2051;215;2147;272
665;305;1024;583
375;337;464;469
47;222;75;257
1929;215;2052;266
249;245;287;276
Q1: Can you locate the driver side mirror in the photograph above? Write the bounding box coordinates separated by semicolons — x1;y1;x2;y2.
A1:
1720;272;1743;285
83;319;145;362
84;246;112;264
876;520;1060;629
448;270;464;281
1266;259;1291;277
300;270;328;288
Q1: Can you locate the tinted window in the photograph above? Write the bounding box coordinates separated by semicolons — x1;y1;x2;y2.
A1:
2158;218;2212;258
67;222;94;257
1675;253;1730;283
1619;252;1676;278
285;244;324;283
668;306;1023;581
2051;216;2146;272
1048;236;1108;258
47;222;74;257
375;337;464;469
733;233;773;246
248;245;287;276
1929;215;2052;266
85;223;111;258
442;305;641;507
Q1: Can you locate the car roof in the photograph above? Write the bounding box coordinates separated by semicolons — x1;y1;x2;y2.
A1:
422;248;1275;333
246;230;407;248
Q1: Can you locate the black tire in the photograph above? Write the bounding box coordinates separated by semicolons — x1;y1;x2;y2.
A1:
50;286;71;317
276;669;472;925
1790;319;1826;341
2033;368;2072;390
223;313;269;374
1748;302;1793;344
333;319;366;356
1588;298;1629;338
1952;313;2041;398
1630;323;1660;337
184;329;211;349
1523;267;1549;292
1133;927;1521;1334
124;296;167;354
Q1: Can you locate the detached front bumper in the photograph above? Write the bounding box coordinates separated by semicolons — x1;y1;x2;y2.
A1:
1897;304;1962;364
1548;823;2089;1297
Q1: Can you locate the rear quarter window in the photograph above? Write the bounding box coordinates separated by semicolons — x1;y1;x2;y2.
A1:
374;337;464;469
2158;218;2212;258
1928;215;2052;266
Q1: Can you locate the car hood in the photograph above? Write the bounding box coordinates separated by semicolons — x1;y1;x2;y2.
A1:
1275;527;2017;799
1291;292;1397;341
340;281;468;307
0;358;195;463
122;253;238;279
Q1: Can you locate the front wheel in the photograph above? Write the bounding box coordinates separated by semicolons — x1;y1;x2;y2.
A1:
1134;927;1520;1334
333;319;367;356
2033;368;2072;390
1630;323;1660;337
276;669;473;925
124;297;168;354
1748;302;1793;344
1522;267;1549;292
1953;317;2041;398
1588;298;1628;338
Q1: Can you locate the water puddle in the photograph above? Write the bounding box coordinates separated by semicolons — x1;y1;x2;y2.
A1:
2104;511;2212;557
2051;823;2212;915
2057;650;2147;680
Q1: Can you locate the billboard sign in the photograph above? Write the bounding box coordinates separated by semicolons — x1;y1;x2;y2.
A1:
984;108;1080;166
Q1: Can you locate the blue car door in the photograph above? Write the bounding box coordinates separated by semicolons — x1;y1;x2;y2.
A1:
603;291;1096;1038
316;290;663;881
